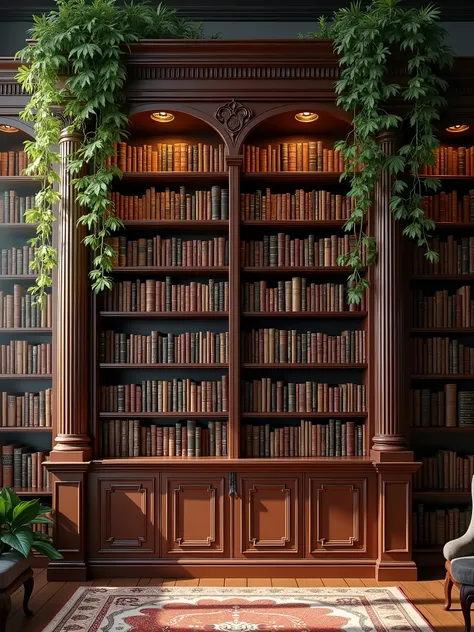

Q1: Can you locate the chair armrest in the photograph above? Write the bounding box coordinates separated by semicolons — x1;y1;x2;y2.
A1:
444;531;474;561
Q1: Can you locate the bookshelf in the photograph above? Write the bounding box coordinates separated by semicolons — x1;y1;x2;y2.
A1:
410;131;474;565
0;124;53;522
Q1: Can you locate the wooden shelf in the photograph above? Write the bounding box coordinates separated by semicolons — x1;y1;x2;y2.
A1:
412;275;474;281
0;374;52;379
12;488;52;496
0;427;52;432
120;172;228;183
100;412;228;419
411;328;474;333
0;275;37;280
112;266;228;276
242;311;366;319
122;220;228;231
0;176;39;185
411;426;473;432
242;266;360;276
242;363;367;369
100;311;228;319
241;220;349;229
241;412;367;419
413;490;471;499
0;328;52;334
411;374;474;380
413;548;443;554
0;223;38;231
419;175;474;180
100;363;228;369
242;172;344;184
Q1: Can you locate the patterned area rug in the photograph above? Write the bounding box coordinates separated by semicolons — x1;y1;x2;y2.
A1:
42;586;434;632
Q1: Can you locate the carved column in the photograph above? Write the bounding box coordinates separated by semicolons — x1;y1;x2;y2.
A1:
47;122;91;581
52;125;91;459
372;131;410;457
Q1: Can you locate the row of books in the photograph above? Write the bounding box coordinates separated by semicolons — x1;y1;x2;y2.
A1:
240;189;355;221
0;341;52;375
241;279;366;313
413;236;474;276
411;337;474;375
110;187;229;221
0;151;28;177
109;142;226;173
1;247;35;276
108;236;229;268
33;521;53;537
101;419;228;458
103;278;229;313
0;389;52;427
0;444;49;489
0;287;52;329
241;329;366;365
413;287;474;329
422;190;474;224
240;234;365;268
100;330;229;365
100;376;229;413
241;380;366;413
421;146;474;176
410;385;473;427
242;420;365;458
0;191;35;224
414;450;474;490
413;504;472;547
242;142;345;173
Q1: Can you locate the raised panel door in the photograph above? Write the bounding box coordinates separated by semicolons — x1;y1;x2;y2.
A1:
161;474;229;557
88;474;159;558
235;474;302;558
306;475;375;558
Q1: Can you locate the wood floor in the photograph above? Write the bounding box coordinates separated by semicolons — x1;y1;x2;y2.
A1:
5;570;465;632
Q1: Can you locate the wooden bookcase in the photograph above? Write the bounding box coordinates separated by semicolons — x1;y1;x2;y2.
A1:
1;41;473;580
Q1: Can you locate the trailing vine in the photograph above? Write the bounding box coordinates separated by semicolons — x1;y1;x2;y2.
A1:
301;0;453;303
16;0;209;306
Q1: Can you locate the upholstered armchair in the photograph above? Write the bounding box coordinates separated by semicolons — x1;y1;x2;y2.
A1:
444;475;474;632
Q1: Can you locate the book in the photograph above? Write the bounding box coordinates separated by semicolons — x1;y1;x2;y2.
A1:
108;142;226;173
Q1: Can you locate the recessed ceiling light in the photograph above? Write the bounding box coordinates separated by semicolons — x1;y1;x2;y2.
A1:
150;112;175;123
446;124;470;133
0;124;19;133
295;112;319;123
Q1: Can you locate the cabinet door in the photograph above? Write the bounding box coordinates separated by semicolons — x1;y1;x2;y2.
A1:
88;474;159;559
161;474;229;557
305;475;375;558
234;474;302;558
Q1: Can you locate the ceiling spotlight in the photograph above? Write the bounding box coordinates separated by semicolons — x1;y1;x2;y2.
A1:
446;124;470;133
295;112;319;123
150;112;175;123
0;124;19;133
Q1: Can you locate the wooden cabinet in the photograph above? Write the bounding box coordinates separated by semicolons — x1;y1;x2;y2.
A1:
161;474;229;557
305;475;375;558
234;474;302;558
88;474;159;559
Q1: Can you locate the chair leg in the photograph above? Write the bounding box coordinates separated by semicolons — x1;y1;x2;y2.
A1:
23;576;34;616
445;570;454;610
460;584;474;632
0;591;11;632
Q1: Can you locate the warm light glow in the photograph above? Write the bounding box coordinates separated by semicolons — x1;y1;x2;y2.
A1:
0;124;19;133
295;112;319;123
446;124;470;133
150;112;175;123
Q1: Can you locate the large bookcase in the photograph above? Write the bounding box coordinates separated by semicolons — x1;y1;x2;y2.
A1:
1;41;473;581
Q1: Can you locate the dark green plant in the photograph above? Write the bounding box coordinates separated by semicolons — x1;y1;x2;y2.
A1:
301;0;453;303
0;488;62;560
16;0;208;306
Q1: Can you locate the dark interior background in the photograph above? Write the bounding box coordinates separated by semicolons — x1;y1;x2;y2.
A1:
0;0;473;56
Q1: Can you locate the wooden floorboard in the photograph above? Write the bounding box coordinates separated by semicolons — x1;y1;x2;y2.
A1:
6;573;462;632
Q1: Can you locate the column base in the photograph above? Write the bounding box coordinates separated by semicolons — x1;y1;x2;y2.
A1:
375;560;418;581
371;449;414;463
47;561;88;582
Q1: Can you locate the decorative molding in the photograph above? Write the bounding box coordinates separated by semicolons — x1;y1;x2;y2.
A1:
215;100;252;141
129;66;340;81
248;484;291;547
105;483;148;548
315;484;360;547
172;484;217;547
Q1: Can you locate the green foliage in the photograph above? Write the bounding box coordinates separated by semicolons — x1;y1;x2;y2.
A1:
0;488;62;560
16;0;208;305
301;0;453;303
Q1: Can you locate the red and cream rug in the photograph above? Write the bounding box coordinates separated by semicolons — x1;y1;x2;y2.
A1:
42;586;434;632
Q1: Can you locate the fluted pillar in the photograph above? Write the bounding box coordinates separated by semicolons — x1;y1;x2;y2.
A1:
372;130;409;457
52;126;91;459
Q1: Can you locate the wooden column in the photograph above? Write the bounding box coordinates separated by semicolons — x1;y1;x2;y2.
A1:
47;122;91;581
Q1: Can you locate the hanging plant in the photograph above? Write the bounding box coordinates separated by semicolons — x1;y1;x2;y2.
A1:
301;0;453;303
16;0;210;306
